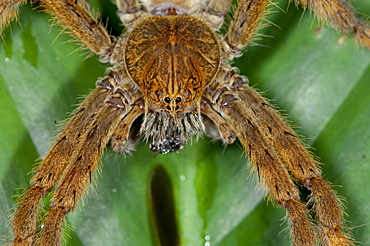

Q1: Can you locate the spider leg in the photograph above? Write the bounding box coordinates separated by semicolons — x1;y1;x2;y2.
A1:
205;71;315;246
35;95;131;245
226;0;269;52
110;103;144;154
227;0;369;51
226;80;352;244
296;0;370;47
106;66;144;154
12;82;112;246
39;0;112;56
204;67;354;245
200;100;236;145
0;0;26;33
231;84;352;245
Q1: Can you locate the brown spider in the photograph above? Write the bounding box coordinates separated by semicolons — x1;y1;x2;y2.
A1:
1;0;370;245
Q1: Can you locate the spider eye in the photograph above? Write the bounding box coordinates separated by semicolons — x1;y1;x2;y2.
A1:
166;106;171;110
175;97;182;103
175;106;180;110
164;97;170;103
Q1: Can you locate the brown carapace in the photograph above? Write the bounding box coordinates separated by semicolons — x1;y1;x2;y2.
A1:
125;15;220;153
1;0;369;245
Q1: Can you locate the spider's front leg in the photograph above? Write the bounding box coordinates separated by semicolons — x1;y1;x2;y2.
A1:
203;67;353;245
35;99;124;245
12;70;143;245
11;82;111;246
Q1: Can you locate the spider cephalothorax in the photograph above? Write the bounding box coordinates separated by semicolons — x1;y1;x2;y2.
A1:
123;15;221;153
1;0;369;245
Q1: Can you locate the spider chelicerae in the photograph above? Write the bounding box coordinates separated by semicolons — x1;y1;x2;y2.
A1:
1;0;369;245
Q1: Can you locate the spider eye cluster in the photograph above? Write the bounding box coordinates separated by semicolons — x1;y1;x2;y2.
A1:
163;96;182;111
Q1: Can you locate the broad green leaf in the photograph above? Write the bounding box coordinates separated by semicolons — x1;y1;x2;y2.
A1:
0;1;369;245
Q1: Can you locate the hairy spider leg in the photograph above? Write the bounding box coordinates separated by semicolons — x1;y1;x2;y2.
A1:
35;96;129;245
203;0;357;244
12;86;111;245
40;0;112;56
296;0;370;47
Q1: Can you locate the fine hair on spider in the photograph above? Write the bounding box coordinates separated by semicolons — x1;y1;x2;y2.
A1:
1;0;369;245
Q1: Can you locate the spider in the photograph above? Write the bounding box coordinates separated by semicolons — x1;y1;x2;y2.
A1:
1;0;369;245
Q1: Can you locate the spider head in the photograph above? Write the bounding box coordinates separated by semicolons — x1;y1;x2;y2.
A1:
123;15;221;153
140;89;205;154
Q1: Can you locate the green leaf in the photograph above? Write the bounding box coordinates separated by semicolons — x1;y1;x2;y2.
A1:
0;1;369;245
